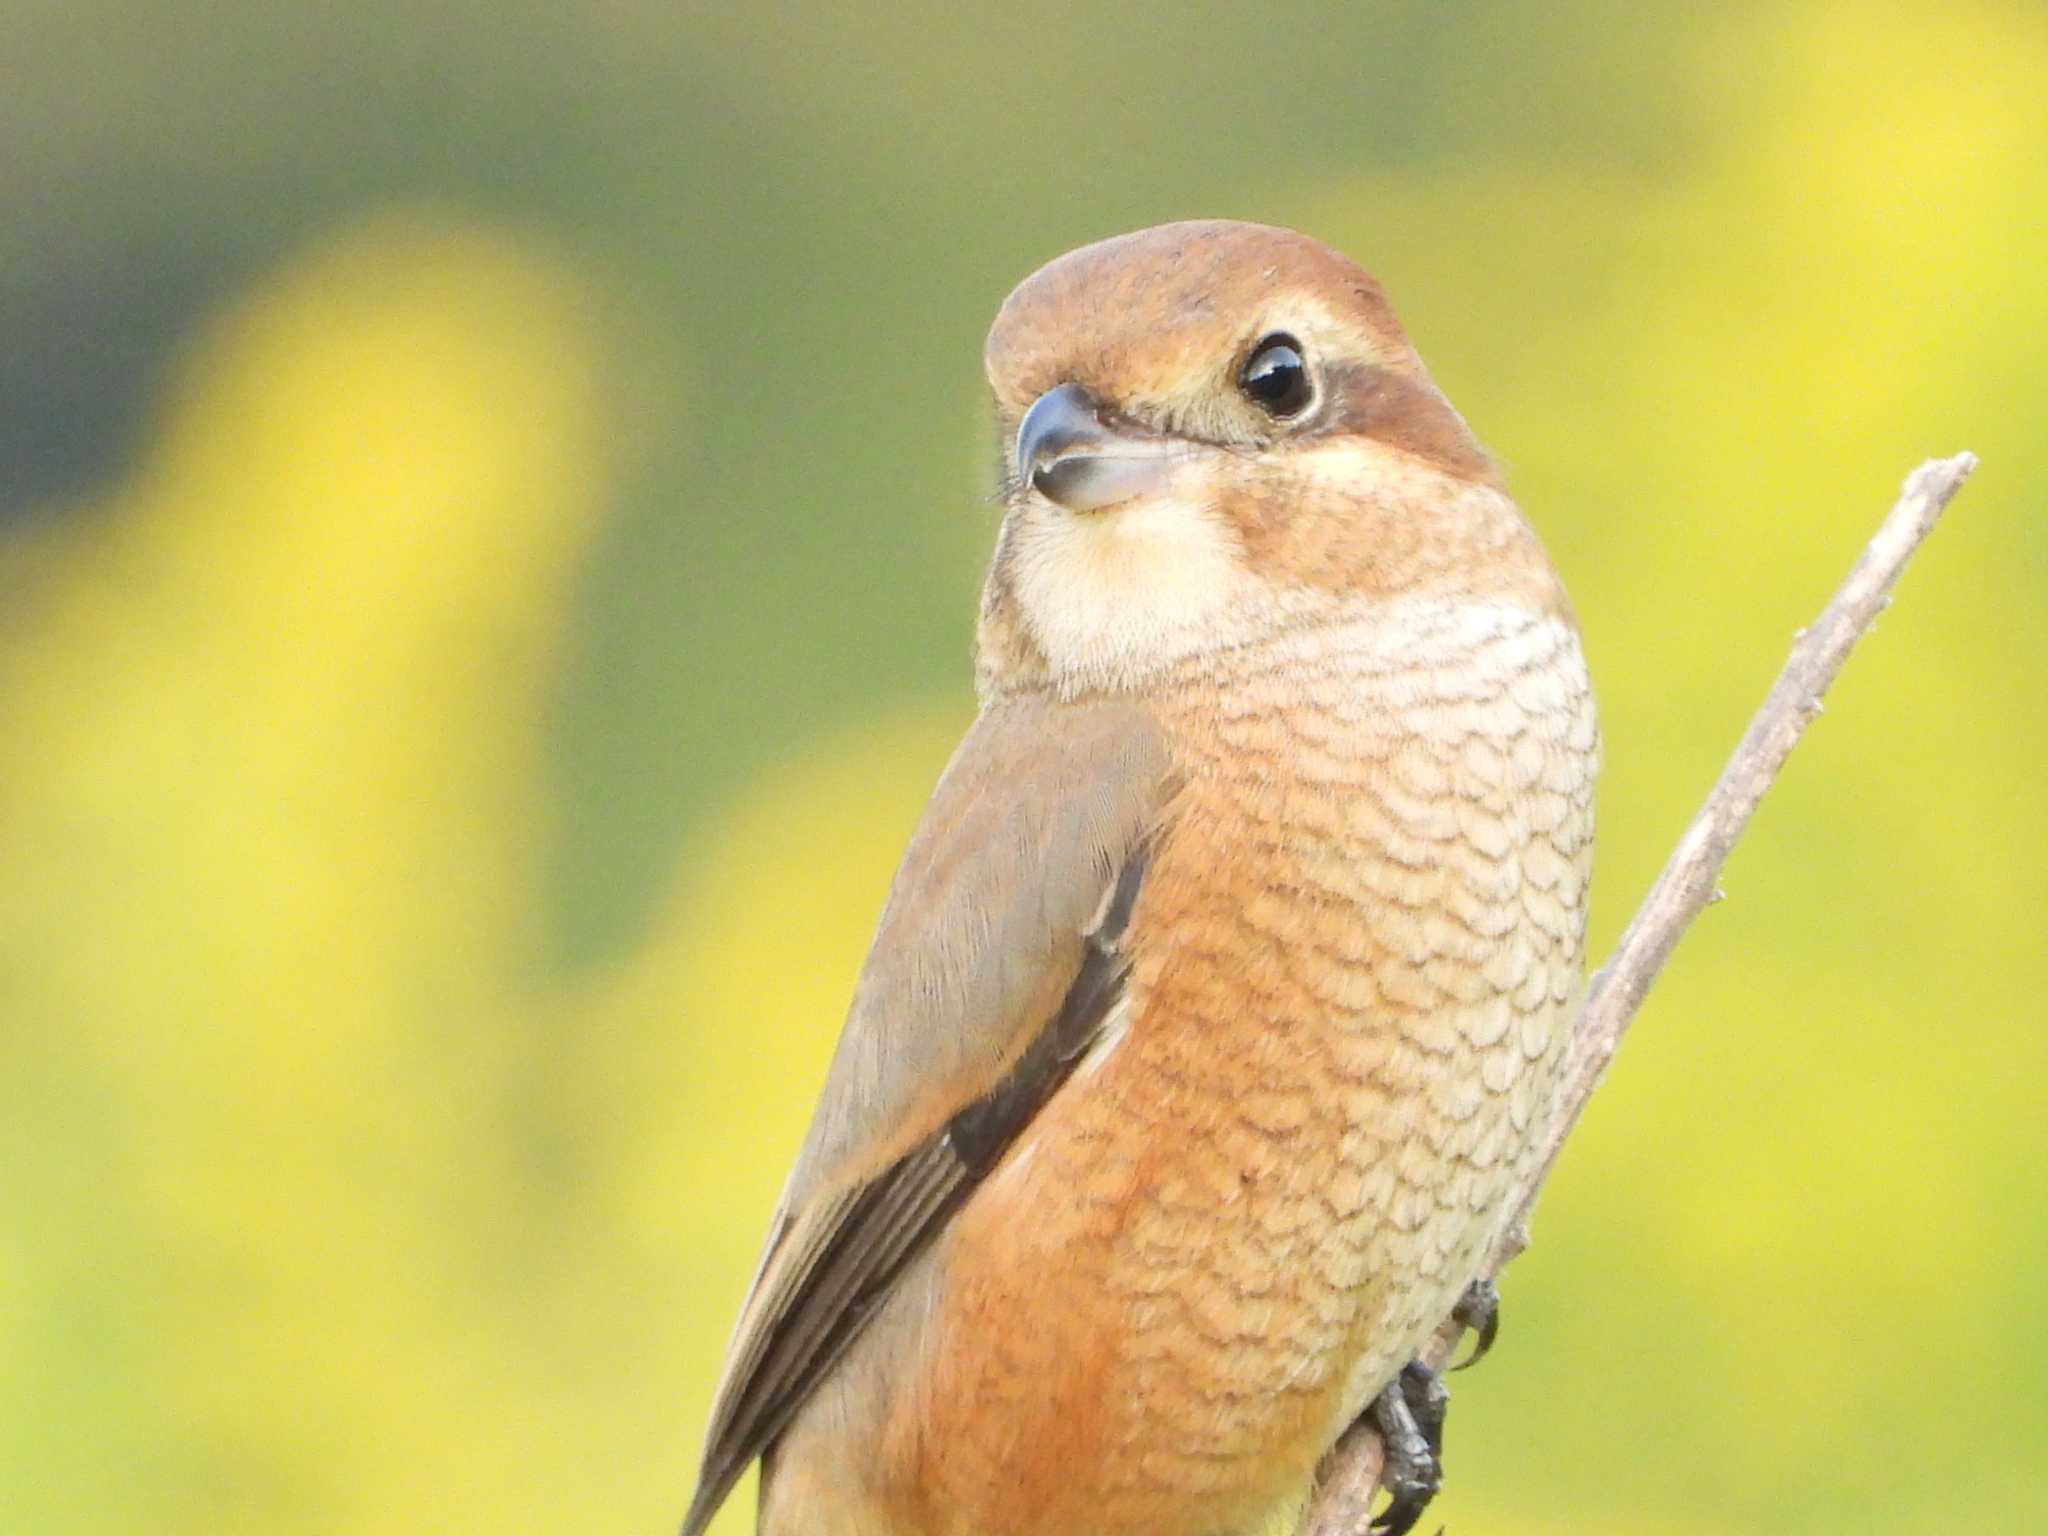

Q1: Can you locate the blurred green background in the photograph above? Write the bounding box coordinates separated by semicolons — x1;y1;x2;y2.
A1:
3;1;2044;1532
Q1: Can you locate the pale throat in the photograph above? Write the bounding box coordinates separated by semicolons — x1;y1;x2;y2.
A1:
1003;493;1277;694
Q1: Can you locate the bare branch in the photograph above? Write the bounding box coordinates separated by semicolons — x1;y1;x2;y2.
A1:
1303;452;1978;1536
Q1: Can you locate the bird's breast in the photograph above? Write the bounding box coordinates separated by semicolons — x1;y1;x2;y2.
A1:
885;596;1596;1536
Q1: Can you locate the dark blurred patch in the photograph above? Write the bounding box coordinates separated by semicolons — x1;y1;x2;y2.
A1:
0;227;263;512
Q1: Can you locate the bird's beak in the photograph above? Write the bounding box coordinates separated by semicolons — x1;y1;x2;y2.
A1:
1015;383;1183;514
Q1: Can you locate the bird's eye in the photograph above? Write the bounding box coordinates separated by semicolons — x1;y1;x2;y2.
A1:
1238;334;1313;418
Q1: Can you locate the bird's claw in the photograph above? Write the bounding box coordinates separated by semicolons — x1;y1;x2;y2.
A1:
1367;1361;1448;1536
1355;1281;1496;1534
1448;1277;1500;1372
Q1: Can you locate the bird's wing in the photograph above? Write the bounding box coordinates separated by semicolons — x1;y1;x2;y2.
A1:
681;693;1174;1536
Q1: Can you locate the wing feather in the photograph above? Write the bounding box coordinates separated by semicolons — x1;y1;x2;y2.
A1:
680;696;1170;1536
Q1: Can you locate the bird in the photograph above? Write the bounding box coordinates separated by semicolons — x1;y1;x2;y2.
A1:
679;219;1597;1536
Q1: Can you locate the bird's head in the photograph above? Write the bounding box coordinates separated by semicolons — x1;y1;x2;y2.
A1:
976;220;1566;697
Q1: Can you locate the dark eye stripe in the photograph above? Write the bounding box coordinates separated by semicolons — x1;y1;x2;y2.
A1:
1312;360;1500;485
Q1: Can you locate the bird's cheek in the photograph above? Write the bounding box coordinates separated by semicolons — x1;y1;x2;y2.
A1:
1193;475;1295;557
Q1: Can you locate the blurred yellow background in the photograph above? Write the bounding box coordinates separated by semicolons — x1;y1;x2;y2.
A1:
2;2;2043;1532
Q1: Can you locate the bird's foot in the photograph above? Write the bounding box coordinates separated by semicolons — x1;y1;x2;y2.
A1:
1367;1361;1448;1536
1448;1276;1500;1371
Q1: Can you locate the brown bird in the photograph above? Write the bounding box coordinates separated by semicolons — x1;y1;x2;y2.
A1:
680;219;1597;1536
